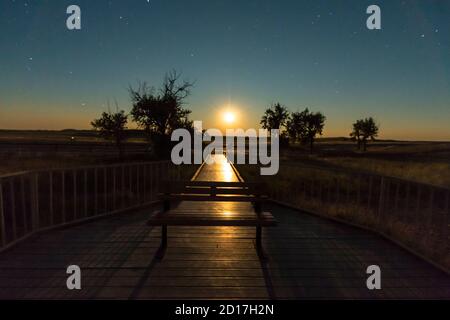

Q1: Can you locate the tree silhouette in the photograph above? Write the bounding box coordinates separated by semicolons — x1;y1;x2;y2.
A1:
91;110;128;159
286;108;326;153
350;117;379;151
350;119;364;150
260;103;289;131
129;70;194;158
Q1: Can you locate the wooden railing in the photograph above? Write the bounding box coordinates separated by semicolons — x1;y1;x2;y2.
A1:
238;163;450;271
0;161;194;251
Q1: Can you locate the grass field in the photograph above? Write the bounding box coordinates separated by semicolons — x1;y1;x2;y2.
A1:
282;139;450;188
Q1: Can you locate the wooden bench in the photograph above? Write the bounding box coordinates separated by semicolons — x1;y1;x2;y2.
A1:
147;181;277;259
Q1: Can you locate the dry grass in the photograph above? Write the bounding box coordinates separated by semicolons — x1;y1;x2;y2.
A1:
0;156;100;176
322;157;450;188
237;163;449;271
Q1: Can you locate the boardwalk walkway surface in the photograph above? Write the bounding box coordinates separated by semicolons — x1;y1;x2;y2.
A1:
0;155;449;299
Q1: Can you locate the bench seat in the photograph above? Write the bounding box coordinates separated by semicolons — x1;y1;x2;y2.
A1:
147;211;277;227
148;180;276;259
159;194;268;202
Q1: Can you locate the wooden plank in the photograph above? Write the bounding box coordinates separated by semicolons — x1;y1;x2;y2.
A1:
164;180;262;188
160;195;265;202
149;213;276;221
147;219;276;227
147;213;277;227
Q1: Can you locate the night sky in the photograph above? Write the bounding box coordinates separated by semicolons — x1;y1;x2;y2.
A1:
0;0;449;140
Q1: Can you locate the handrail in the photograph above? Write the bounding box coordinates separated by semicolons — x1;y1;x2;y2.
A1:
0;161;196;252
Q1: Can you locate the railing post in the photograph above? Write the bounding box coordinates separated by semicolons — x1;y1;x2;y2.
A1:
30;173;39;231
121;165;125;208
335;177;340;206
129;165;133;203
10;179;17;240
367;175;373;211
20;176;27;232
143;163;147;203
318;175;322;203
137;164;140;204
84;169;88;218
94;168;98;215
346;176;351;204
113;166;116;211
394;182;400;218
73;170;77;219
166;162;170;180
426;187;434;244
0;182;6;247
150;163;153;201
104;167;107;213
416;184;422;223
155;163;160;198
356;174;361;206
62;170;66;223
49;171;54;225
404;181;410;222
444;191;449;251
377;177;385;228
326;178;331;204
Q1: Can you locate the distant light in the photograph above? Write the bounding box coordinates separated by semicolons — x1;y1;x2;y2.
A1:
224;111;236;124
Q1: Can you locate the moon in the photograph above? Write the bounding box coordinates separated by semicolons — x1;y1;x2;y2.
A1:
223;111;236;124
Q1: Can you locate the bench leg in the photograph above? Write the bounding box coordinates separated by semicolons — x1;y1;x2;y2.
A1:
256;226;267;260
156;225;168;259
163;200;171;212
256;226;262;249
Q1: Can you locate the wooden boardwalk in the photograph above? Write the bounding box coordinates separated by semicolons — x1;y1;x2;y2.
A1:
0;155;449;299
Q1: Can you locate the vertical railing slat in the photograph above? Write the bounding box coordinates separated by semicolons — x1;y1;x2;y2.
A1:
121;165;125;209
137;164;140;204
30;173;39;231
94;167;98;215
62;170;66;223
416;184;422;223
73;170;77;220
143;164;147;203
84;169;88;218
20;176;27;233
9;179;17;241
113;166;116;211
377;177;385;228
150;163;153;201
49;171;54;226
0;183;6;247
104;167;107;213
129;165;133;204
